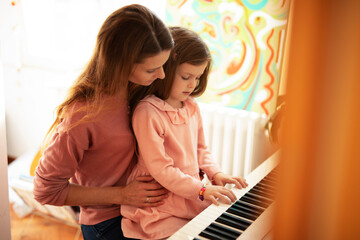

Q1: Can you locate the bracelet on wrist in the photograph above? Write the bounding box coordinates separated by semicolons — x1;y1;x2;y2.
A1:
199;184;206;201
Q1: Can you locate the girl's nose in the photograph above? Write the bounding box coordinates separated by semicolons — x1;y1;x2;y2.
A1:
188;78;197;88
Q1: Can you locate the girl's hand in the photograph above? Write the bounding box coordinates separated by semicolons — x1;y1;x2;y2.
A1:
121;175;169;207
212;172;248;189
203;185;237;206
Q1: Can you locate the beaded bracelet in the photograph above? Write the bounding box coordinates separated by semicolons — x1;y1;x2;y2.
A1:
199;184;206;201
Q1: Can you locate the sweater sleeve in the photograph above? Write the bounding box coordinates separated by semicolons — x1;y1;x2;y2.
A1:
195;106;222;180
133;105;203;200
33;120;89;206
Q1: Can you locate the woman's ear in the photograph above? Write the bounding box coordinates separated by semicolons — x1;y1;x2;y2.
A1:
171;51;177;61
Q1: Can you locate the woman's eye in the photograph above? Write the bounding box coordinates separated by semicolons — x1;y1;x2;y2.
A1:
181;76;190;80
147;70;155;73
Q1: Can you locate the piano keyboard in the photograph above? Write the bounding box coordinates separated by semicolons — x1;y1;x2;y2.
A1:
168;151;279;240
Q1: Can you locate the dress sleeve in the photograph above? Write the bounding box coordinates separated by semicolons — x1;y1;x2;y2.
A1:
195;106;222;180
33;120;89;206
132;105;203;200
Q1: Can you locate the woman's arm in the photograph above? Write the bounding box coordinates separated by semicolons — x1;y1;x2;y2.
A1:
65;175;168;207
34;121;168;208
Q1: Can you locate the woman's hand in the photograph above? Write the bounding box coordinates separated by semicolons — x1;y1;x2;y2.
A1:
203;185;237;206
120;175;169;207
212;172;248;189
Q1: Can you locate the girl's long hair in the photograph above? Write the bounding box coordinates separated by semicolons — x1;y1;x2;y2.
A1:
42;4;173;150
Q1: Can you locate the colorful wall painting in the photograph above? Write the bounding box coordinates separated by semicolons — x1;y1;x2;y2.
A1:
165;0;290;115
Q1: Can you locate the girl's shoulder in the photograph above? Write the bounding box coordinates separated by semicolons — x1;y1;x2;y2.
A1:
137;95;169;112
184;97;200;115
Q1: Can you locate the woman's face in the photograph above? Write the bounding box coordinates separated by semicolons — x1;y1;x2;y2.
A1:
129;50;171;86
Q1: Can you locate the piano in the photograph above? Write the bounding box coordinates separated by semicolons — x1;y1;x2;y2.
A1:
168;151;279;240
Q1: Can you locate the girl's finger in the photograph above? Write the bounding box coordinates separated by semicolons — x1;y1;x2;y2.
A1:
236;177;248;188
209;195;219;206
220;188;236;202
225;178;243;189
215;192;232;205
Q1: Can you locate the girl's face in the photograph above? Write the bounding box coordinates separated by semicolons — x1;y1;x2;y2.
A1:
129;49;171;86
165;62;208;109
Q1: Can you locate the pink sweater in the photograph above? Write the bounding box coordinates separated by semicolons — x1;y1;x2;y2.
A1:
121;95;221;239
33;96;136;225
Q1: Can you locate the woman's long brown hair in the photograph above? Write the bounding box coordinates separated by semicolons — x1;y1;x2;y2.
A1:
41;4;173;150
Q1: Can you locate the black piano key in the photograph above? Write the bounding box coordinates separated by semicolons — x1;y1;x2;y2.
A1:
240;194;269;208
246;192;273;206
264;173;278;182
199;230;226;240
234;200;264;215
267;169;278;178
227;202;262;220
249;187;274;200
199;222;241;240
258;178;276;189
253;184;276;197
252;184;275;196
227;205;258;221
261;177;277;186
256;181;277;194
216;212;251;231
266;168;278;176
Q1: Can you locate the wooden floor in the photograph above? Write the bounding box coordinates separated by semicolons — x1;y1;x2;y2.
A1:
10;203;83;240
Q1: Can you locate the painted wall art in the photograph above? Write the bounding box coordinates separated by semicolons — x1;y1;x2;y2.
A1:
166;0;290;115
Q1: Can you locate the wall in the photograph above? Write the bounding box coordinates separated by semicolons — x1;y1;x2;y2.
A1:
165;0;291;115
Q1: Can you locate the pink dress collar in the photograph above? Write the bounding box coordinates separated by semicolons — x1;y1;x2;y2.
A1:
141;95;197;124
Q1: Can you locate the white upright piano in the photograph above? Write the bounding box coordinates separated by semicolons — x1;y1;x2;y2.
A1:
168;151;279;240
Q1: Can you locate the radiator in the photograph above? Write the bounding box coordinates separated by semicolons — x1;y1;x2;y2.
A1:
198;102;273;178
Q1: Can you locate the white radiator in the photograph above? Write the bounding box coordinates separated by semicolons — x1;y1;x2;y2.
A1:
198;102;273;178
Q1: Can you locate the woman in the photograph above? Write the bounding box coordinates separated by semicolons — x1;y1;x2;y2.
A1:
33;4;173;240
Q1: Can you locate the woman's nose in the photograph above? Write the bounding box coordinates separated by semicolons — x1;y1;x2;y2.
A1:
156;67;165;79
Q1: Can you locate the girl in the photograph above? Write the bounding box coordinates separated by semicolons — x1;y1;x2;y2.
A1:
122;27;248;240
32;4;174;240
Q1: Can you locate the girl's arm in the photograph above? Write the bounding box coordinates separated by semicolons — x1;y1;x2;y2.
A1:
195;106;222;180
195;106;248;202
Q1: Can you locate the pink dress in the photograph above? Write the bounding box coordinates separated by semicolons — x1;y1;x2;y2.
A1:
121;95;221;239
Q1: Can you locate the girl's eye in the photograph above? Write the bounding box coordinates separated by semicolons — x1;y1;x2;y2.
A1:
147;69;156;73
181;76;190;80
